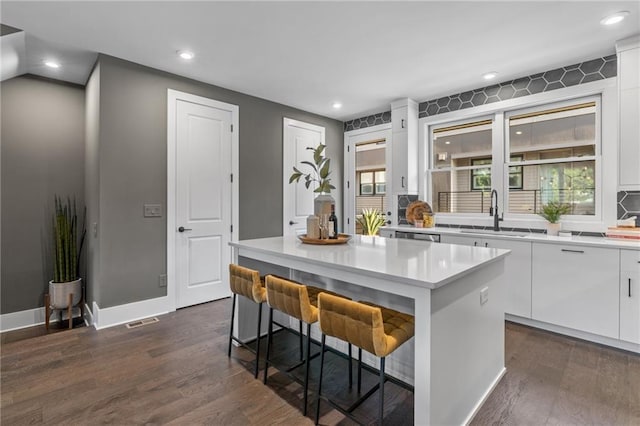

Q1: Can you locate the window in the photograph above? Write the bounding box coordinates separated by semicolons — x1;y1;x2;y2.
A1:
428;96;599;218
506;101;596;215
430;120;493;213
359;170;386;195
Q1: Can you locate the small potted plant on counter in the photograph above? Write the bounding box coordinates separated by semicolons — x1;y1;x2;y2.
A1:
538;201;571;236
357;208;386;236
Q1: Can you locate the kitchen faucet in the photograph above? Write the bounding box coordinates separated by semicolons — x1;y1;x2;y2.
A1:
489;189;503;231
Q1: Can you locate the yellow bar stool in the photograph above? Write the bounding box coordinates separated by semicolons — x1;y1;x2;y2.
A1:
228;264;268;378
315;293;415;425
263;275;352;416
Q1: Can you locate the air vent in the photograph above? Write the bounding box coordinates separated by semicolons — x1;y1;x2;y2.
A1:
125;317;159;329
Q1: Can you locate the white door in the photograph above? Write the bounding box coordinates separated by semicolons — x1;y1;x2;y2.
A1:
283;118;325;236
174;97;233;308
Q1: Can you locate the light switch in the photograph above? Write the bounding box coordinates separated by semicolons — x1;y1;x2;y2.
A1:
144;204;162;218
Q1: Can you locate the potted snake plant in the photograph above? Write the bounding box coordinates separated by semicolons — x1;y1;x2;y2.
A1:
49;196;86;311
357;208;386;236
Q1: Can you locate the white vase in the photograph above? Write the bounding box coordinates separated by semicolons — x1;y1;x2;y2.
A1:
314;193;334;217
48;278;82;309
546;222;561;236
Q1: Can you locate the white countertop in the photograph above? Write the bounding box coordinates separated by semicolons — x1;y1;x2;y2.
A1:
230;235;510;290
385;225;640;250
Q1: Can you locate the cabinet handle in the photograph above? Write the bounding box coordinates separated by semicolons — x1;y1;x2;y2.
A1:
485;242;488;247
474;241;478;246
630;278;632;298
401;176;405;188
561;249;584;254
401;119;405;129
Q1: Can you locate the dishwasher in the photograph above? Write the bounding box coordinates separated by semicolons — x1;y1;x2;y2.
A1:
395;231;441;242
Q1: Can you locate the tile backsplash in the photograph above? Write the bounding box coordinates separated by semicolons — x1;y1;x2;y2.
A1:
618;191;640;226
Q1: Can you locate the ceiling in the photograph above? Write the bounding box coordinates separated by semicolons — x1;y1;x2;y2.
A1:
1;1;638;121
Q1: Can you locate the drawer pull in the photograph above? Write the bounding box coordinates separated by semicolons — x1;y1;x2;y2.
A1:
561;249;584;254
630;278;632;298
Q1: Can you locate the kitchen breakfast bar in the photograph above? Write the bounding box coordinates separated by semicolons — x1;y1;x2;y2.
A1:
230;235;510;425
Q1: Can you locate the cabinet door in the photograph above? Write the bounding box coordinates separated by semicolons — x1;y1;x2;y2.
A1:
532;244;620;338
619;86;640;187
379;229;395;238
391;131;409;192
392;106;408;133
620;249;640;344
484;238;532;318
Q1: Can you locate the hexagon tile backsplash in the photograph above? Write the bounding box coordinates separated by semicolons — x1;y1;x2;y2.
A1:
618;191;640;226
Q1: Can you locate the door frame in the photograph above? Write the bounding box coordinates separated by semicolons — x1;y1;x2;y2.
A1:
282;117;326;236
343;123;392;234
167;89;239;312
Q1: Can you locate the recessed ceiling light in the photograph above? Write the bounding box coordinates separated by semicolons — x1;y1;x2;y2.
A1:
482;72;498;80
332;102;342;109
515;131;523;135
177;50;195;60
600;11;629;26
44;60;60;69
445;141;451;144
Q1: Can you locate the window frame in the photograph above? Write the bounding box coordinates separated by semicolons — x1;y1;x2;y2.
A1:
358;169;386;196
420;81;614;232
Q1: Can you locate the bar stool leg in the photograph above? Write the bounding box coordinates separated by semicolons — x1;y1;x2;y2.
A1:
379;357;386;425
303;322;312;416
254;302;263;378
315;334;327;425
358;348;363;393
263;307;274;384
228;294;237;357
348;344;353;389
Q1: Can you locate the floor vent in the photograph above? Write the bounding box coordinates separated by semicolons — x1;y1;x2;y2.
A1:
125;317;159;329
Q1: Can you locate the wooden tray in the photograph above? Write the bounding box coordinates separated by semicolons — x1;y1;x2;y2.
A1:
298;234;351;245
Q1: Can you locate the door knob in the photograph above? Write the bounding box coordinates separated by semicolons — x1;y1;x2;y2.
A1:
289;220;298;225
178;226;192;232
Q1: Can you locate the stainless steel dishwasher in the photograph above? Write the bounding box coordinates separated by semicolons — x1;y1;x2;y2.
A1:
395;231;441;242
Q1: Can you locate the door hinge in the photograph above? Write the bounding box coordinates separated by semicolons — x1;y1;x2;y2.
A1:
230;225;233;233
347;218;350;225
347;145;350;152
230;124;234;132
230;173;233;183
347;181;350;189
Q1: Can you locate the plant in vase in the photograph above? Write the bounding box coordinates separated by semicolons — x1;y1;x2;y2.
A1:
47;196;86;329
538;201;571;236
357;208;386;236
289;143;336;220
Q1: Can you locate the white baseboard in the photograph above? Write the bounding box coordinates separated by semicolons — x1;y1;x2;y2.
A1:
0;306;83;333
463;367;506;425
92;296;172;330
506;314;640;354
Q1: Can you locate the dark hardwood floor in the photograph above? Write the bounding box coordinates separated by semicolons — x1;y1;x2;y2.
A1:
1;299;638;425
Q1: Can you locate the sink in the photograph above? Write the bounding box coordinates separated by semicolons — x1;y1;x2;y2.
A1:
459;229;530;237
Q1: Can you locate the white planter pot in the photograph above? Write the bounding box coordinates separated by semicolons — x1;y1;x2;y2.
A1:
49;278;82;309
546;222;561;236
314;193;335;217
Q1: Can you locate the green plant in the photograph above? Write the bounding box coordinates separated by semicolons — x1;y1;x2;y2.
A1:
538;201;571;223
289;144;335;194
52;196;86;283
357;208;386;236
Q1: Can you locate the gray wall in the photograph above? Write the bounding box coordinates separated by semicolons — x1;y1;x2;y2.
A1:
1;75;85;314
89;55;343;309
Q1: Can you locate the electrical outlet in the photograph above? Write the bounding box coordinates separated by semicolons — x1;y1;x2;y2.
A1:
480;287;489;305
144;204;162;218
158;274;167;288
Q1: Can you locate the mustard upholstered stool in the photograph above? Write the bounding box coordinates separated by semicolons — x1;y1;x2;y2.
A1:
263;275;352;416
228;264;268;378
315;293;415;425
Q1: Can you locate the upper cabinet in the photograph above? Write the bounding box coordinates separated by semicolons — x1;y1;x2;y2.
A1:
389;99;418;194
616;35;640;190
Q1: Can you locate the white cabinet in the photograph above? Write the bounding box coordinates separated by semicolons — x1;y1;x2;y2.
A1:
532;243;620;339
616;35;640;189
379;228;395;238
388;99;418;194
620;249;640;344
440;234;533;318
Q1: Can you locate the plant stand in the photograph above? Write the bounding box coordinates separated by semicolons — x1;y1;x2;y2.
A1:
45;292;84;330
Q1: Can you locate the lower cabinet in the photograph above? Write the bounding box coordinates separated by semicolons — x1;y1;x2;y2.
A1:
441;235;532;318
532;243;620;339
620;249;640;344
379;229;395;238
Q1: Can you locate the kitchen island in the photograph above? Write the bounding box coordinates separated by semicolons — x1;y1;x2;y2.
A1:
230;235;510;425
